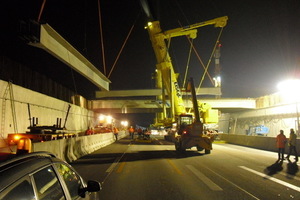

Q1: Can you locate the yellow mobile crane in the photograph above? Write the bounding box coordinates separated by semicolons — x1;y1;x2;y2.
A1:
142;1;228;153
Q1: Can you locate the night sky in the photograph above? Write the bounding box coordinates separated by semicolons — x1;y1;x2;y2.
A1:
1;0;300;125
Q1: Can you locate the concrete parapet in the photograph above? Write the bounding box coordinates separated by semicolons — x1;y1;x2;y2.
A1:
219;134;300;155
32;130;127;162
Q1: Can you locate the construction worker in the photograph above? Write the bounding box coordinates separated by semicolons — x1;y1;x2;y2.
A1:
129;126;134;139
286;128;298;161
276;130;287;160
113;127;119;141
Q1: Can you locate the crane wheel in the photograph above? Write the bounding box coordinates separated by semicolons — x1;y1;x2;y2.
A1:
175;139;185;152
175;141;181;152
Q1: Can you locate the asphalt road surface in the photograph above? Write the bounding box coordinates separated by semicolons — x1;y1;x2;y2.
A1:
71;135;300;200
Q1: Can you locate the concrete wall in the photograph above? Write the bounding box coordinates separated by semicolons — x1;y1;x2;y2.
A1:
0;79;129;163
221;92;299;137
219;134;300;155
0;80;94;148
226;106;298;137
33;131;127;162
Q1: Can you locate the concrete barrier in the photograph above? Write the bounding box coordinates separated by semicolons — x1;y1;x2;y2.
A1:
219;134;300;155
32;131;127;162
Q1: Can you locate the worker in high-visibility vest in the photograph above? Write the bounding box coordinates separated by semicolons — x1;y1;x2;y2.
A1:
129;126;134;139
113;127;119;141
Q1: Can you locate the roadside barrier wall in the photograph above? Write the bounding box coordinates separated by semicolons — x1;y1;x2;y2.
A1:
32;131;127;162
219;134;300;155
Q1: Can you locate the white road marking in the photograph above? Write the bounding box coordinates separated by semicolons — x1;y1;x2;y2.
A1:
186;165;223;191
205;166;260;200
239;166;300;192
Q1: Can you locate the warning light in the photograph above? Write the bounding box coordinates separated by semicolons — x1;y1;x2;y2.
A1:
14;135;20;141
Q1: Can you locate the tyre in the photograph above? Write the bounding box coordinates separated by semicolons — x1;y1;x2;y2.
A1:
175;140;181;151
175;139;185;152
205;149;211;154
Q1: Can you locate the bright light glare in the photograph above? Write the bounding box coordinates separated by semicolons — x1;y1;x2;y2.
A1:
277;79;300;100
106;115;113;124
98;115;105;121
277;79;300;93
213;76;221;87
121;121;128;127
14;135;20;140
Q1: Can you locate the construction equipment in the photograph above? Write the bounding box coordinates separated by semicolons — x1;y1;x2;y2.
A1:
7;104;74;145
173;78;216;153
142;1;227;152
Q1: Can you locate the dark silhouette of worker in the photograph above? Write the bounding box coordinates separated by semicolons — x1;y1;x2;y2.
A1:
286;128;298;162
276;130;287;160
137;128;143;137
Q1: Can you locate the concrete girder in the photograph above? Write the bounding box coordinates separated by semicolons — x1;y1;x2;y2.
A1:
29;23;110;91
89;98;256;114
95;87;221;98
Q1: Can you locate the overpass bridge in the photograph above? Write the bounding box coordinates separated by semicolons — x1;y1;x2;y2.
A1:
90;89;256;114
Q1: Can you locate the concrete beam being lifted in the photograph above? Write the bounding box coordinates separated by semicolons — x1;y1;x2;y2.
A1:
28;23;110;91
89;98;256;114
95;87;221;98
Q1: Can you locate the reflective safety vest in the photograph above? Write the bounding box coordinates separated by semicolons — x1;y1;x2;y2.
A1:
113;128;119;134
276;134;287;148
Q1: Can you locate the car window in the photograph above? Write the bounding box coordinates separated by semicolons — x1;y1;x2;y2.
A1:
0;176;36;200
55;163;84;199
32;166;66;200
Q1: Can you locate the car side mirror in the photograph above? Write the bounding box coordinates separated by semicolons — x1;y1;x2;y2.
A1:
87;180;102;192
79;180;101;198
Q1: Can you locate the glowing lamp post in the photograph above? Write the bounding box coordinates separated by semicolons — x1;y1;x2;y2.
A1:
277;79;300;134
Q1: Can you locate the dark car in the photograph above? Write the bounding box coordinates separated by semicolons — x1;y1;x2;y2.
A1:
0;151;101;200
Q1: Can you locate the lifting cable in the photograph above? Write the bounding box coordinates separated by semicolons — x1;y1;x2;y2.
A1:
108;24;135;78
98;0;106;76
108;11;141;78
197;27;224;91
182;39;193;88
178;21;214;88
70;69;78;95
37;0;47;23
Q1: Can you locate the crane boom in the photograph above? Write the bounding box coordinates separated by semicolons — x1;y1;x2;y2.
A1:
164;16;228;39
145;16;228;124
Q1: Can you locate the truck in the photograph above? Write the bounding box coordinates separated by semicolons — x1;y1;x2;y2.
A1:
142;0;227;153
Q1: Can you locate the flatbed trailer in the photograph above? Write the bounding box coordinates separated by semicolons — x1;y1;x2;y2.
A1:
7;132;76;145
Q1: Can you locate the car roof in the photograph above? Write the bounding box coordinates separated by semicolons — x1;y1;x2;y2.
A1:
0;151;62;192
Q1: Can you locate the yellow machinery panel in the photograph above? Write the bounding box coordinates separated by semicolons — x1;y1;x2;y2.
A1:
203;109;219;123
